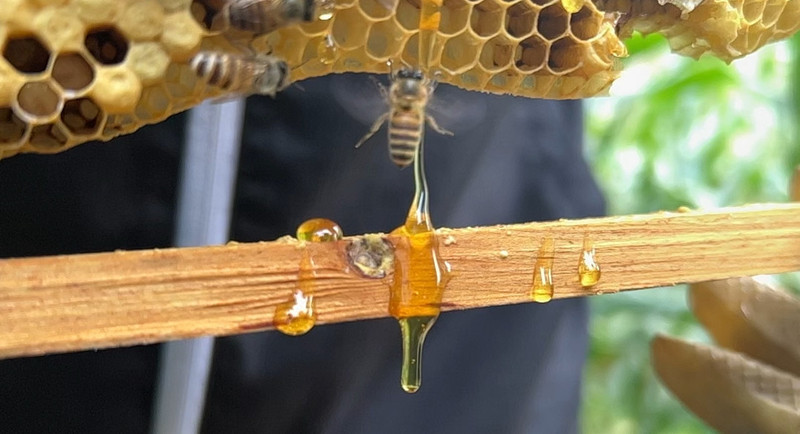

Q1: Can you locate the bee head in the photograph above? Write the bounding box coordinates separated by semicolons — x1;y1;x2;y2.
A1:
396;68;424;81
254;59;291;96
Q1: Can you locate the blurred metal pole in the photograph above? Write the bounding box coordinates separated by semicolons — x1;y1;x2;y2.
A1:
151;98;246;434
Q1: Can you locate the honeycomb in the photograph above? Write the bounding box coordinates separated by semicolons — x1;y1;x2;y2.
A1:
0;0;796;157
596;0;800;61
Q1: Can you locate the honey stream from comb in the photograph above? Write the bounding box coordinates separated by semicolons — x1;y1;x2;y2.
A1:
389;134;450;393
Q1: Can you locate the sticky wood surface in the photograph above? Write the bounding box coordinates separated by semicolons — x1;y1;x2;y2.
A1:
0;203;799;359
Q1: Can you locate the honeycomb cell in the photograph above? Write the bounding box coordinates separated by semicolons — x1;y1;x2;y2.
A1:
52;52;95;92
470;1;503;37
91;66;142;114
367;19;408;59
135;85;171;121
0;107;28;148
29;123;68;151
741;0;767;23
296;15;332;35
17;81;61;120
61;98;104;135
486;70;522;91
102;113;137;137
76;0;124;25
360;0;396;19
395;0;422;32
85;27;129;65
161;11;204;61
34;7;86;52
538;4;570;39
505;2;536;38
332;8;371;49
440;0;471;36
548;36;582;73
3;36;51;74
761;0;786;27
127;42;170;85
162;0;192;12
118;1;166;41
569;6;600;40
401;32;420;65
479;35;516;71
164;62;199;99
440;31;481;73
516;34;547;72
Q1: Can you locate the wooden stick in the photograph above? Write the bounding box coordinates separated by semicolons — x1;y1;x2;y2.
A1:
1;203;799;360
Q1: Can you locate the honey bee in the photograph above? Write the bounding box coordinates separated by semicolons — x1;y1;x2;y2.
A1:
215;0;329;35
355;67;453;168
190;51;291;97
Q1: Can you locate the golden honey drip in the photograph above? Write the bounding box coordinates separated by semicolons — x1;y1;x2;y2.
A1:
274;251;317;336
578;237;601;288
419;0;444;72
273;218;344;335
296;217;343;242
389;137;450;393
317;34;338;65
531;237;555;303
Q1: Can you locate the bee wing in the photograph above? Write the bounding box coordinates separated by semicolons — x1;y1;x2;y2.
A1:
226;0;288;30
330;73;390;127
424;83;489;136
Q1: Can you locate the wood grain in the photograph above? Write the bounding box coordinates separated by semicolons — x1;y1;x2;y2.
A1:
1;203;799;359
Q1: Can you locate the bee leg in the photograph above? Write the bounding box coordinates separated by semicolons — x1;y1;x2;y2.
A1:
354;113;390;148
426;115;453;136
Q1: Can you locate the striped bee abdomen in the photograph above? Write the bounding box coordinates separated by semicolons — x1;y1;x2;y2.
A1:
191;52;240;91
387;110;424;168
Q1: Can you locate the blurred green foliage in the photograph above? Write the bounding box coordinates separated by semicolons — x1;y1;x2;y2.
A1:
582;32;800;432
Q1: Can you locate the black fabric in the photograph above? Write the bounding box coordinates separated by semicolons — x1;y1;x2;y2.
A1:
0;73;603;433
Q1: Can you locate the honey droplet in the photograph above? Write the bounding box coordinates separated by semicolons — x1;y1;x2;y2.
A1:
578;238;601;288
274;290;315;336
399;316;436;393
561;0;585;12
317;0;336;21
275;218;343;336
317;34;337;65
296;217;343;242
274;251;317;335
531;237;554;303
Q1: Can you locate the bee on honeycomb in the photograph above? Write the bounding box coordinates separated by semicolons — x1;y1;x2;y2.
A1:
0;0;796;157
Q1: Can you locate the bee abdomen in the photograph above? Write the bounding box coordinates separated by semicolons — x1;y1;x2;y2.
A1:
191;52;238;90
388;114;423;167
228;0;283;34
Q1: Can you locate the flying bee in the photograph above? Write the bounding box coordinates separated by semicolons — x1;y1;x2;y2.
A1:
355;66;453;168
214;0;318;35
190;51;291;98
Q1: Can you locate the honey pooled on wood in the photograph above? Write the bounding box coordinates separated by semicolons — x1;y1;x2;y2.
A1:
578;237;601;287
273;218;344;335
531;237;555;303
